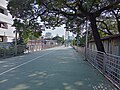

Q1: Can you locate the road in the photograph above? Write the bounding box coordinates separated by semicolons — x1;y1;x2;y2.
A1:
0;46;118;90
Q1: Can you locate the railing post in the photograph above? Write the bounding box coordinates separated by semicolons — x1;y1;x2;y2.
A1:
103;53;106;74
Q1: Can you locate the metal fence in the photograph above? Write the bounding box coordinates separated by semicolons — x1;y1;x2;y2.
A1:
27;44;59;52
27;45;42;52
86;49;120;89
0;43;60;59
73;46;120;89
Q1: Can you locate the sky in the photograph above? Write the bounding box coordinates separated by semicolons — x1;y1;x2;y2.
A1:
42;25;65;37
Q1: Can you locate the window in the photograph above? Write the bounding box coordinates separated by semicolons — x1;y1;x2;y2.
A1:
0;36;3;42
0;8;4;14
0;22;8;29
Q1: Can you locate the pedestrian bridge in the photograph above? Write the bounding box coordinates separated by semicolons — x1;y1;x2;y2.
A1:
0;46;118;90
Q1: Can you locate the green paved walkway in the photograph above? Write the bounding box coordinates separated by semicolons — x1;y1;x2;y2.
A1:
0;46;118;90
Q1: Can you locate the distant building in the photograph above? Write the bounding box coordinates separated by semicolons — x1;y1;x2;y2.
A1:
64;31;69;40
68;36;74;40
0;0;15;43
44;32;52;39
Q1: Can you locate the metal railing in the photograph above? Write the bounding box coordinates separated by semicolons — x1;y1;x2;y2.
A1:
27;44;59;52
27;45;42;52
73;46;120;89
0;44;60;59
86;49;120;89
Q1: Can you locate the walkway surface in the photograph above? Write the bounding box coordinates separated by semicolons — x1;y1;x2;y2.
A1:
0;46;118;90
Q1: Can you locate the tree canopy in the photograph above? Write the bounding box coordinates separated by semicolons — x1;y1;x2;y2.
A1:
52;35;64;44
8;0;120;52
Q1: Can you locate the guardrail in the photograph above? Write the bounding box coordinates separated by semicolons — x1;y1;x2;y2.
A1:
73;46;120;89
27;44;59;52
0;44;60;59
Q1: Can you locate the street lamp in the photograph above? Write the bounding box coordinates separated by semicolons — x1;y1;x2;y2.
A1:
41;36;44;50
84;21;88;61
15;30;17;55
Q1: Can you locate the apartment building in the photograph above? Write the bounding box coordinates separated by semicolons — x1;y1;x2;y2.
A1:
0;0;15;43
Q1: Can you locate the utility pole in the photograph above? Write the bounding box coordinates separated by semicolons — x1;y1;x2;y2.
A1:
84;21;88;60
65;29;68;47
15;30;17;55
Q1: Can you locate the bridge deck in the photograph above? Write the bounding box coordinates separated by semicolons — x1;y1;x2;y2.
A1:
0;46;118;90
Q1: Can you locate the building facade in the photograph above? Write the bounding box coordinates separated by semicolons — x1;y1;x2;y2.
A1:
0;0;15;43
88;34;120;56
44;32;52;39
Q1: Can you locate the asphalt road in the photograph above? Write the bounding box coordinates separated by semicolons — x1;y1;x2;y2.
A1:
0;46;118;90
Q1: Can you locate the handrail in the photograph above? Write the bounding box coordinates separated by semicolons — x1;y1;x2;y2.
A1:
73;46;120;89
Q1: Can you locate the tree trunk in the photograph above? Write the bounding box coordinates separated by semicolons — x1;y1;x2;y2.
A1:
89;15;105;52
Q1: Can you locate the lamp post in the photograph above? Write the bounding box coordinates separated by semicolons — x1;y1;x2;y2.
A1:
15;30;17;55
41;36;44;50
84;21;88;60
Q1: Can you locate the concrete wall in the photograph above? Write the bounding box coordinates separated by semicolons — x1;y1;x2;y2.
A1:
89;36;120;56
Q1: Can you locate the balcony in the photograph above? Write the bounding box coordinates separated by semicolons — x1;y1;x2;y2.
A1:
0;26;14;37
0;13;13;25
0;0;7;9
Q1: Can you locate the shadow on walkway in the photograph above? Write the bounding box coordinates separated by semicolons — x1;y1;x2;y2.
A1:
0;46;118;90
